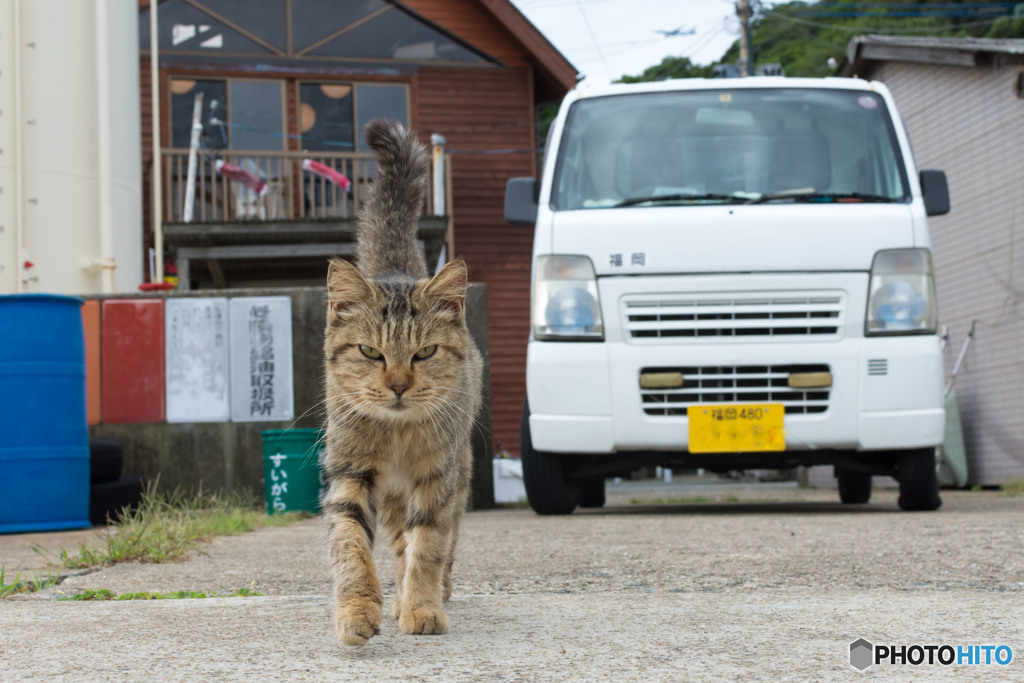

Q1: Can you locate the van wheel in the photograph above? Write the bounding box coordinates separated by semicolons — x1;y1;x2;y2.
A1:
578;478;606;508
836;468;872;504
897;448;942;511
521;400;578;515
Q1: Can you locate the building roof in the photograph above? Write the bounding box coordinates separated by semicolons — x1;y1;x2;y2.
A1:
470;0;578;97
838;35;1024;77
140;0;577;99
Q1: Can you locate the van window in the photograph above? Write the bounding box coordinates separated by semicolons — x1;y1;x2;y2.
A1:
551;88;909;210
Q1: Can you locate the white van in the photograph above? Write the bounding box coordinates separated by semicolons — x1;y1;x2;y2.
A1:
505;77;950;514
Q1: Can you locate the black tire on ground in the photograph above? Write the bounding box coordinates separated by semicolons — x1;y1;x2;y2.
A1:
897;448;943;511
836;467;872;504
89;437;124;484
578;477;606;508
521;400;578;515
90;473;144;525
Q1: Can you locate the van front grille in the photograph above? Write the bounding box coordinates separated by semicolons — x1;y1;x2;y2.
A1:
623;294;844;341
640;364;831;416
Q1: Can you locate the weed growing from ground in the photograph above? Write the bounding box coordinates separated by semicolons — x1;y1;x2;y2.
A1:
0;566;62;599
58;483;309;569
59;583;263;601
1000;478;1024;497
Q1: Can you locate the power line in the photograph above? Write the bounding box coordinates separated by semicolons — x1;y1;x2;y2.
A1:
574;0;612;79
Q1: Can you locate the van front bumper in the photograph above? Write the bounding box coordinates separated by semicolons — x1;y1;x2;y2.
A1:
526;335;945;456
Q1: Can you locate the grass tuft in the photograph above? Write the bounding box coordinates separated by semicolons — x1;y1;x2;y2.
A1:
59;482;308;569
1000;478;1024;497
0;566;63;600
59;584;263;601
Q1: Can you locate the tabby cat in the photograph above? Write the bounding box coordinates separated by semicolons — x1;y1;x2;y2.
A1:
321;119;482;646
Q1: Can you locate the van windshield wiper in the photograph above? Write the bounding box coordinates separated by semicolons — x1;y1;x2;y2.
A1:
745;192;899;205
613;193;749;208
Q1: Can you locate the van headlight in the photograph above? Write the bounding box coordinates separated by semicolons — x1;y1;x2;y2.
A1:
866;248;938;335
533;255;604;341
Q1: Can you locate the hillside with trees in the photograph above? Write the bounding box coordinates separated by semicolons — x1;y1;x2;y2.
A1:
619;0;1024;81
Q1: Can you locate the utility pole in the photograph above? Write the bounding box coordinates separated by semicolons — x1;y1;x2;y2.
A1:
736;0;753;77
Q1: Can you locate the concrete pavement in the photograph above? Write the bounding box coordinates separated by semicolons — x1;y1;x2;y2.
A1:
1;481;1022;680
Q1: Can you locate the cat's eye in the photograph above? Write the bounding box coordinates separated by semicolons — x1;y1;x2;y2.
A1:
413;345;437;360
359;345;383;360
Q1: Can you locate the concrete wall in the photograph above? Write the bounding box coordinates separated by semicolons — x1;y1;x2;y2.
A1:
89;285;495;508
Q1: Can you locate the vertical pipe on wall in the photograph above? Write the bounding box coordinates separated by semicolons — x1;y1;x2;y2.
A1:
150;0;163;283
431;133;446;217
13;0;25;292
95;0;115;293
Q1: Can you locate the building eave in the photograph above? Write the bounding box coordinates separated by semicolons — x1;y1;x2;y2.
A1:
838;35;1024;78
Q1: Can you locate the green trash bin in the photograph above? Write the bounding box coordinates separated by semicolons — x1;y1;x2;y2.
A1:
261;428;324;514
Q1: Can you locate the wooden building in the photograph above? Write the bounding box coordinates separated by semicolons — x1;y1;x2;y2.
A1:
138;0;577;457
839;36;1024;485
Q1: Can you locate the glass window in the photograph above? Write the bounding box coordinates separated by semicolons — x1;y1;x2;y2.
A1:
228;81;284;151
140;0;274;54
552;89;910;210
291;0;390;53
355;84;408;151
300;83;355;151
196;0;288;52
171;79;227;150
309;8;485;62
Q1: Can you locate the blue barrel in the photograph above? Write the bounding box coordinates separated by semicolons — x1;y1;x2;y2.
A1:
0;294;91;532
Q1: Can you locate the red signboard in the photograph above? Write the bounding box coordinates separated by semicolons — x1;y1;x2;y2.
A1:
101;299;165;423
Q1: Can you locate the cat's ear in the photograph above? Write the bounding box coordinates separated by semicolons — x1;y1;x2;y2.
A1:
327;259;374;314
421;259;468;315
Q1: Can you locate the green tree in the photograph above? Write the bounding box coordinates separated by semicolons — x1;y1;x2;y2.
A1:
623;1;1024;81
616;56;715;83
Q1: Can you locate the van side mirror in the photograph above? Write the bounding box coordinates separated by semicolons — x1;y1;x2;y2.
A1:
505;177;538;225
920;170;950;216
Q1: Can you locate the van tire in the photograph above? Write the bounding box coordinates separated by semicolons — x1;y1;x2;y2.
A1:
897;448;942;511
521;400;578;515
578;478;606;508
836;468;872;504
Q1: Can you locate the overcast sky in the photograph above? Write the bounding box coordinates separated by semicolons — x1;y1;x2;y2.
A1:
510;0;742;83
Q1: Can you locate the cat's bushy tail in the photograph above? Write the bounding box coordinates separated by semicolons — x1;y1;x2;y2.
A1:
356;119;430;279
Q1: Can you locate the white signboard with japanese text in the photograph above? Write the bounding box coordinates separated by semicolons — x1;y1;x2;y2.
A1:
229;296;294;422
165;298;230;423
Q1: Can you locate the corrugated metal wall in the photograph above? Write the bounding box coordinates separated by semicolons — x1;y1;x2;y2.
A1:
872;60;1024;485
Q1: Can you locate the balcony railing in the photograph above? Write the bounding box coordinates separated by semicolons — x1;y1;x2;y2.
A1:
160;148;444;223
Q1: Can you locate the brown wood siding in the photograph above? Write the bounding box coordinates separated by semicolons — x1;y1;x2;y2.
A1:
400;0;529;66
417;66;536;456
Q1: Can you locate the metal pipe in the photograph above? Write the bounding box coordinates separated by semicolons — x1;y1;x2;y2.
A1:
431;133;446;217
150;0;163;282
95;0;115;292
13;0;25;292
183;92;204;223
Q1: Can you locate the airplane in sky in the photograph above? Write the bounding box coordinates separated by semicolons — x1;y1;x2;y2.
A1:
654;26;696;37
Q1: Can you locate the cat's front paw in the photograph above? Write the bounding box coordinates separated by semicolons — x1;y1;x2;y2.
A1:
336;599;382;646
399;606;449;635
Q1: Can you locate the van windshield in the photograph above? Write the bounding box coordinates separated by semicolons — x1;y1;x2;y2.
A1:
551;88;909;210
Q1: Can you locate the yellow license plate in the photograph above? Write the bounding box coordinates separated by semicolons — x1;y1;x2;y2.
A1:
688;404;785;453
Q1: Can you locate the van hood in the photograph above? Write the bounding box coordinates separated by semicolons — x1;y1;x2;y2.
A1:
550;204;916;275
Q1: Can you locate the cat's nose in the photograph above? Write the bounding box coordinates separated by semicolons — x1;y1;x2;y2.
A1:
390;381;409;396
